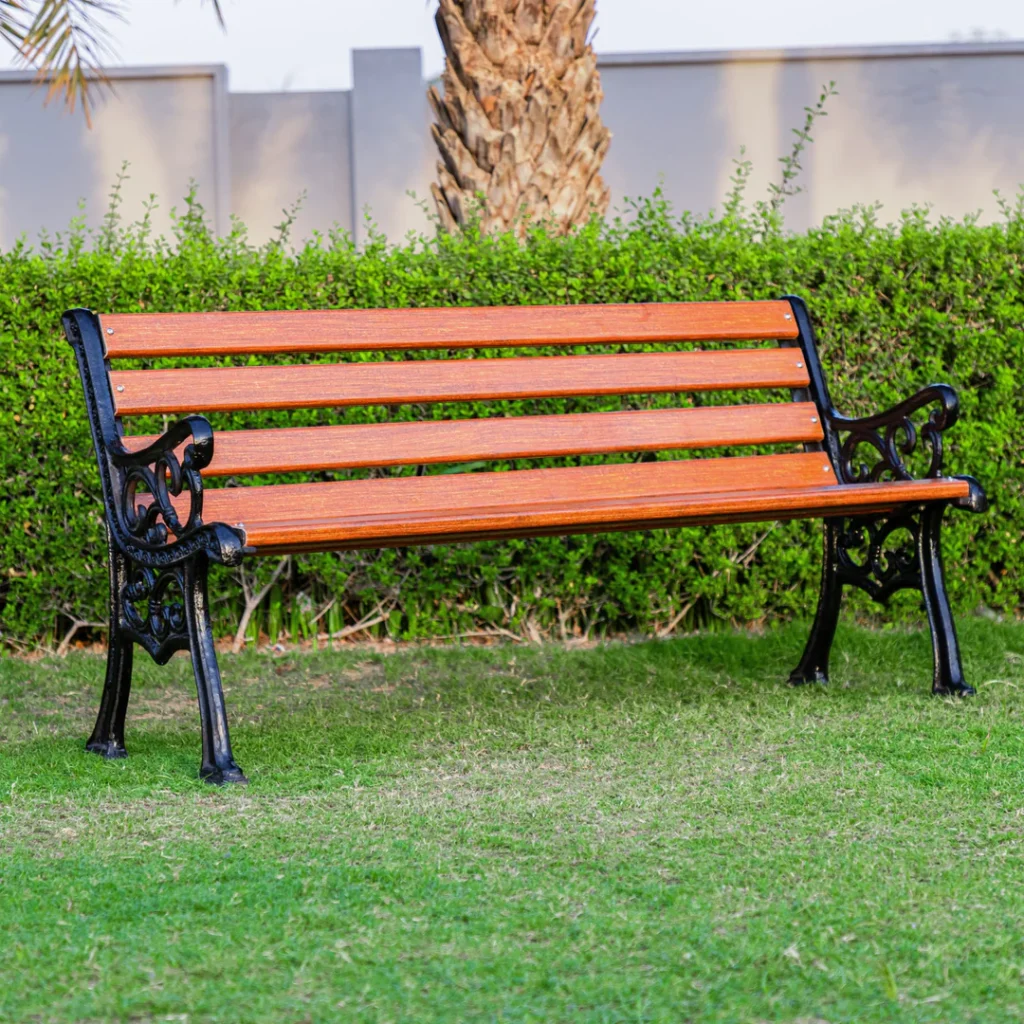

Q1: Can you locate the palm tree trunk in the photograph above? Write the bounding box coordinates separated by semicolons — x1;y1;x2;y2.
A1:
430;0;612;236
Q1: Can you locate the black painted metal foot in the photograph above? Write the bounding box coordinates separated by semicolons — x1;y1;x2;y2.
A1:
933;681;976;698
200;761;248;786
85;738;128;759
184;554;247;788
789;669;829;687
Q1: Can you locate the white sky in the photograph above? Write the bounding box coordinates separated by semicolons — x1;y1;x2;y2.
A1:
1;0;1022;91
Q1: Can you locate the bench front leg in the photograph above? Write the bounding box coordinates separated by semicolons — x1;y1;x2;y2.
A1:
789;519;843;686
91;543;248;784
918;503;973;696
86;525;134;759
183;554;247;785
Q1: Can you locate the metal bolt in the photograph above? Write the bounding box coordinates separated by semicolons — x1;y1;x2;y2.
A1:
106;327;114;335
824;465;831;472
784;314;792;320
116;385;124;392
811;417;818;423
796;362;803;368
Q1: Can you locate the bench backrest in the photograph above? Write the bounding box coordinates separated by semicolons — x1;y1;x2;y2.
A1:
94;300;831;483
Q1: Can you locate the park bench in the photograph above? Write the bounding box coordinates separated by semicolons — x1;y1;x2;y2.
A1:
64;298;986;784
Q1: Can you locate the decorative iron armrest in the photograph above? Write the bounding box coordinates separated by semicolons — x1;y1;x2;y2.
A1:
107;415;216;549
829;383;959;484
110;414;215;472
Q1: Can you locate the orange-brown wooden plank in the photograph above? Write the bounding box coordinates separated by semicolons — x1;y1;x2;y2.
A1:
102;301;799;358
111;348;810;416
240;480;968;554
195;452;833;526
174;455;968;552
126;403;823;477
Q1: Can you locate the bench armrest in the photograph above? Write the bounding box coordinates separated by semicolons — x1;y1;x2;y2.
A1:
829;383;961;484
109;414;215;472
106;415;224;551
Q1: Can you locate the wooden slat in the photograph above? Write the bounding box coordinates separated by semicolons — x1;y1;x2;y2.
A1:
126;404;824;477
195;451;834;526
242;482;967;555
196;452;832;526
175;455;969;553
111;348;810;416
102;301;799;358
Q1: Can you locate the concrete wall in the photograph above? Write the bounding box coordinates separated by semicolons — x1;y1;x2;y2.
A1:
1;42;1023;250
349;48;435;244
230;90;354;244
0;66;229;244
598;43;1024;231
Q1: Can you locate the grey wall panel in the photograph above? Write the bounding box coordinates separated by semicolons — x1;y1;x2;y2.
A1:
1;44;1023;252
350;48;436;245
598;45;1024;230
0;67;224;248
230;90;354;244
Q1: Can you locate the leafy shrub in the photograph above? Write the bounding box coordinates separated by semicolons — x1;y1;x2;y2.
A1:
1;185;1021;648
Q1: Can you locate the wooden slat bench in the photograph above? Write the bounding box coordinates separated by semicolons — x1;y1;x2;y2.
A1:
63;298;987;784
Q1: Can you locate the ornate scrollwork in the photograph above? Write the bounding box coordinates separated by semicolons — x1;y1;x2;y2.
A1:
830;384;958;484
110;415;212;546
104;416;246;569
834;512;921;602
119;561;191;662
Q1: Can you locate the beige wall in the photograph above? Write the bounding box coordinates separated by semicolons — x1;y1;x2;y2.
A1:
598;44;1024;230
1;43;1023;250
0;67;228;245
230;90;354;244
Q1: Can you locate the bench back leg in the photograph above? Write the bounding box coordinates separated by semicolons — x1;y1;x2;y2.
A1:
918;504;974;697
85;525;134;759
182;554;248;785
789;520;843;686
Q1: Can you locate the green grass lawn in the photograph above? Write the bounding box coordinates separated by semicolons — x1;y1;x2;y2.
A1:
2;620;1024;1023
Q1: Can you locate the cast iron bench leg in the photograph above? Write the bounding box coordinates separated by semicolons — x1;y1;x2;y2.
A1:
789;519;842;686
183;553;248;785
919;504;974;697
85;541;247;783
85;527;133;759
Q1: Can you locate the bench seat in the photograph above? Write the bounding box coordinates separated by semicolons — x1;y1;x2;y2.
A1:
186;455;972;554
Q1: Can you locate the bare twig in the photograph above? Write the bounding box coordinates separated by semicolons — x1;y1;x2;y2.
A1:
656;599;696;640
232;556;289;653
56;615;107;657
426;627;526;644
327;603;394;643
309;597;336;628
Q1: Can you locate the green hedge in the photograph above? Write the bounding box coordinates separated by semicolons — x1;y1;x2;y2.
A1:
1;191;1021;647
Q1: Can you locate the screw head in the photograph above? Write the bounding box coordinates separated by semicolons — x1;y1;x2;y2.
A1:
811;417;818;423
106;327;114;335
823;465;831;472
784;313;792;320
796;362;804;368
116;385;124;392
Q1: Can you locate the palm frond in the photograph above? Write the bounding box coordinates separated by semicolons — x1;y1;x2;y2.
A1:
195;0;224;28
13;0;125;126
6;0;225;127
0;2;29;48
